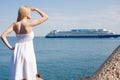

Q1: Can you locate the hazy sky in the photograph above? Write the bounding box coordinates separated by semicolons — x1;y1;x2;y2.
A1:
0;0;120;36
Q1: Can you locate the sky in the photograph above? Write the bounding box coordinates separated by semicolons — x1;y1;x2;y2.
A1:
0;0;120;36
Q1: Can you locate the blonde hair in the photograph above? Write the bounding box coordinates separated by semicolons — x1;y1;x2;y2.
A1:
17;5;31;22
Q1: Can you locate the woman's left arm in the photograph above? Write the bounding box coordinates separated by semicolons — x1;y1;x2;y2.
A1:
1;24;14;50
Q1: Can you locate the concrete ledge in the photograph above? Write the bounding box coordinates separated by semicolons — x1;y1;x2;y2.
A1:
91;45;120;80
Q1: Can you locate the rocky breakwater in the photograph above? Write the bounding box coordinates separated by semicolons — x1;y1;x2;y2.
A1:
91;45;120;80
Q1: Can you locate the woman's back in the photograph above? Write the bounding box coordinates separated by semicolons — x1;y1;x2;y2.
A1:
13;21;32;35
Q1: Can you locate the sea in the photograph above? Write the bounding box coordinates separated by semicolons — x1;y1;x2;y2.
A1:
0;37;120;80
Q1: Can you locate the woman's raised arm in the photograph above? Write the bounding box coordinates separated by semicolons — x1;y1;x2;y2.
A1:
29;8;48;27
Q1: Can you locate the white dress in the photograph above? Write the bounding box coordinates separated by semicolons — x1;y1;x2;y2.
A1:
10;31;37;80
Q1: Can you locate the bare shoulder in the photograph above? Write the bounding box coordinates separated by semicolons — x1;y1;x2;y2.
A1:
13;21;32;28
12;22;21;32
13;22;21;26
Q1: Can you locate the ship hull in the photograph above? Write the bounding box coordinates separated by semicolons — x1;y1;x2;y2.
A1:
45;34;120;38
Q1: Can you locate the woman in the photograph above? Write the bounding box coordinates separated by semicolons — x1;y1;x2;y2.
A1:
1;5;48;80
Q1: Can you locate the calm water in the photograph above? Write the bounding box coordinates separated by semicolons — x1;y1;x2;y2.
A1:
0;37;120;80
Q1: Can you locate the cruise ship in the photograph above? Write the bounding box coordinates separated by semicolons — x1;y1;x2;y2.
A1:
45;29;120;38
